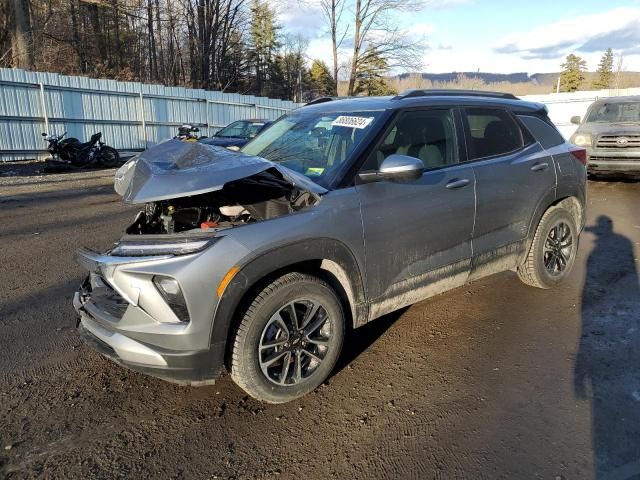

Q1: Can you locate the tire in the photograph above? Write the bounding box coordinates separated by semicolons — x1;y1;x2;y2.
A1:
230;272;345;403
517;206;579;289
98;146;120;168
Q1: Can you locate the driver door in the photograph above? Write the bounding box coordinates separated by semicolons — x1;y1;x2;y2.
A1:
355;108;476;320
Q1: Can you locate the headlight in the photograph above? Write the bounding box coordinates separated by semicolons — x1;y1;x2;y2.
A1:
110;237;217;256
572;133;592;147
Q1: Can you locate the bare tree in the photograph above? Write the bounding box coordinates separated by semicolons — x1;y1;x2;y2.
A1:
11;0;34;68
613;53;625;91
346;0;424;95
317;0;347;95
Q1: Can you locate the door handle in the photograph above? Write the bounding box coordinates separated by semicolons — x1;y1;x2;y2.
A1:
531;162;549;172
445;178;470;189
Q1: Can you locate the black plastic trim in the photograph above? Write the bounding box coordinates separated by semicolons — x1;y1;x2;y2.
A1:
210;238;368;357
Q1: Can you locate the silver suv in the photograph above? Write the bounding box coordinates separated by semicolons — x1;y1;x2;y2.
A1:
74;90;587;403
570;95;640;176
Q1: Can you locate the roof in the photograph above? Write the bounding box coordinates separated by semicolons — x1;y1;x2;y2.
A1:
589;96;640;104
236;118;271;123
299;90;545;114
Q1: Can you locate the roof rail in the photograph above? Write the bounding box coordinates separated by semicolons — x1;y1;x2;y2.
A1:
304;96;358;106
305;97;338;106
394;89;519;100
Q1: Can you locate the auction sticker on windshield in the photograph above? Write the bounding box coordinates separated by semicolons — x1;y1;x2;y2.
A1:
331;116;374;129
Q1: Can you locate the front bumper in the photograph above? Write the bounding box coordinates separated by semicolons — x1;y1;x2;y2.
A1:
75;291;224;385
586;148;640;174
72;246;240;385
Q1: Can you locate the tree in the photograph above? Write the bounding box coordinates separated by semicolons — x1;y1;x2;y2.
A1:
0;0;316;101
354;48;397;96
592;48;614;90
613;53;625;90
346;0;424;95
10;0;34;69
559;54;587;92
309;60;335;97
318;0;347;95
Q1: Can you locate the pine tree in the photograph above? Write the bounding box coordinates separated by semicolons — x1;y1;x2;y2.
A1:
309;60;335;97
248;0;280;96
354;48;397;96
592;48;614;90
559;54;587;92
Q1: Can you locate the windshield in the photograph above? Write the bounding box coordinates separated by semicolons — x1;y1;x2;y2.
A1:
241;110;384;188
216;121;266;138
586;102;640;123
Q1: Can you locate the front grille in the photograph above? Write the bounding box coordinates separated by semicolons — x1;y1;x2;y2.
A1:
590;156;640;162
596;135;640;148
86;273;129;319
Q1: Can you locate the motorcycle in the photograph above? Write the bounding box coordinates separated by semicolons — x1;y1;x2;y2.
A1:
42;131;121;171
174;124;205;142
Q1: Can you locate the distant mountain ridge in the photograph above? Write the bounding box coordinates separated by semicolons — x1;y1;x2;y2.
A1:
395;72;640;85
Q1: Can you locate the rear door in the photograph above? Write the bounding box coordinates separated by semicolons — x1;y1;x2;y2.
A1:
355;108;476;317
462;107;557;278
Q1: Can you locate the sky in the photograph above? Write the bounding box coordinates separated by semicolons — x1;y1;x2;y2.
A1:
278;0;640;75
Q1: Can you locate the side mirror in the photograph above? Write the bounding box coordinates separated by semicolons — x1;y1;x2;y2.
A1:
358;154;424;184
570;115;581;125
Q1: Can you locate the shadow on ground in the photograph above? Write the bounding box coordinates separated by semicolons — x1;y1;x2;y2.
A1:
576;215;640;479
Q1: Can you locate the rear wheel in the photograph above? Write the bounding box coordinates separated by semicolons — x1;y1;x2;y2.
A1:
99;146;120;168
518;206;578;289
230;272;345;403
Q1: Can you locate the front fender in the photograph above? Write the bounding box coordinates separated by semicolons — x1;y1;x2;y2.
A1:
209;237;368;360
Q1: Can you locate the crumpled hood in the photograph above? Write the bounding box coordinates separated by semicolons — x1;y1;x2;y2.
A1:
114;140;327;204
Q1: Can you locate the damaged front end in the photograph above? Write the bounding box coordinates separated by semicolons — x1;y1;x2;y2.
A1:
73;140;325;383
115;140;325;236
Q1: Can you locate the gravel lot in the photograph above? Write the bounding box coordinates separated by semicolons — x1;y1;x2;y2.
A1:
1;162;639;479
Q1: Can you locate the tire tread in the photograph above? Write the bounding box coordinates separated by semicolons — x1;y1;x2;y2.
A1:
230;272;340;403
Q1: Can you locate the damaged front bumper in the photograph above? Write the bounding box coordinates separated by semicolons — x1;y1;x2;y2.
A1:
73;246;235;385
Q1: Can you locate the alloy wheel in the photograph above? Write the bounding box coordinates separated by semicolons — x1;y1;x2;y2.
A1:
258;299;332;386
543;221;573;276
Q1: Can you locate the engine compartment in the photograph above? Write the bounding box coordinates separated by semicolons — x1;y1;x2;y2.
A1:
125;169;320;235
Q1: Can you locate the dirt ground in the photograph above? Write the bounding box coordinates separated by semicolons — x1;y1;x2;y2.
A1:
1;163;639;480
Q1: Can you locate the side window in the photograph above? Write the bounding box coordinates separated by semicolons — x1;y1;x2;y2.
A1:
364;109;458;171
464;108;526;160
517;114;565;149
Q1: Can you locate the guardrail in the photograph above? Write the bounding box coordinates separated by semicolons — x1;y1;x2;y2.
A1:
0;68;300;161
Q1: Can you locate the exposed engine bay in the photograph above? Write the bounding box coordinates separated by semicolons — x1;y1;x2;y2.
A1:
126;169;320;235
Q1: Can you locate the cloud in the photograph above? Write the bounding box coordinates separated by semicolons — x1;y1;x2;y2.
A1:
276;0;326;38
579;21;640;52
494;7;640;60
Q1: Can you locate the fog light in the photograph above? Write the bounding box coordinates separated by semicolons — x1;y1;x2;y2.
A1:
153;275;190;323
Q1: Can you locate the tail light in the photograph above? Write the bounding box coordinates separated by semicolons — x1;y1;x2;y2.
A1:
569;147;587;166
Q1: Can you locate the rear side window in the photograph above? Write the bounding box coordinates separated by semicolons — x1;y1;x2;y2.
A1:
517;115;565;149
464;108;526;160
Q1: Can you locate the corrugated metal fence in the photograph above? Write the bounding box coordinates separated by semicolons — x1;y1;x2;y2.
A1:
0;68;300;161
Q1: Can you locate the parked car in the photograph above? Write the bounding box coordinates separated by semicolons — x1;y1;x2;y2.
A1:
199;119;272;148
570;95;640;176
74;90;586;403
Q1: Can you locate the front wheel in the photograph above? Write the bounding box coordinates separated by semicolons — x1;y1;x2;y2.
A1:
518;206;579;289
230;272;345;403
98;146;120;168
